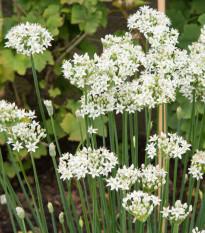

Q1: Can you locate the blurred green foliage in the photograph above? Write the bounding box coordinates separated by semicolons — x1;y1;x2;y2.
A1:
167;0;205;148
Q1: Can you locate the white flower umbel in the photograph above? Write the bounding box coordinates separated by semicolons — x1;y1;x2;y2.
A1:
0;100;46;153
88;126;98;134
161;200;192;225
106;164;140;191
0;100;36;130
192;227;205;233
188;150;205;180
58;147;118;180
140;164;167;193
146;132;191;159
122;190;160;222
5;22;53;56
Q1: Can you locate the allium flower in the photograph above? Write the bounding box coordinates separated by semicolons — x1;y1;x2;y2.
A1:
87;126;98;134
44;100;53;116
58;147;118;180
106;164;140;191
0;100;35;130
188;150;205;180
192;227;205;233
161;200;192;225
5;22;53;56
146;132;191;159
140;164;167;193
0;100;46;153
122;190;160;222
16;207;25;219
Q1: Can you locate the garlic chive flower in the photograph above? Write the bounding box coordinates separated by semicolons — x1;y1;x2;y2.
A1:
87;126;98;134
58;147;118;180
16;207;25;219
0;100;36;130
192;227;205;233
161;200;192;225
0;100;46;153
5;22;53;56
146;132;191;159
140;164;167;193
44;100;53;116
122;190;160;222
188;150;205;180
106;164;140;191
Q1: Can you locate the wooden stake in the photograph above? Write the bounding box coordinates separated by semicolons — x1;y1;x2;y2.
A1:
158;1;166;232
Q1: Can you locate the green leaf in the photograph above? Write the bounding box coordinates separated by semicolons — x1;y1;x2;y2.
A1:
46;113;67;139
4;162;19;178
43;5;60;18
12;149;28;161
61;112;86;141
79;40;97;57
166;9;186;33
191;0;205;14
0;132;5;145
46;14;64;36
32;144;47;159
39;80;46;89
65;99;81;114
48;88;61;98
93;116;108;137
178;24;201;49
198;14;205;25
13;54;30;75
71;5;87;24
84;11;102;34
61;0;84;4
33;50;54;72
98;3;108;28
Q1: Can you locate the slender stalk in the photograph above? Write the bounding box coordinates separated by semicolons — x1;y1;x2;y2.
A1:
101;117;106;147
134;111;138;168
76;180;91;233
121;191;127;233
147;217;152;233
30;153;48;233
30;54;51;143
173;223;179;233
189;179;200;233
51;212;57;233
198;103;205;149
22;219;27;233
92;178;97;233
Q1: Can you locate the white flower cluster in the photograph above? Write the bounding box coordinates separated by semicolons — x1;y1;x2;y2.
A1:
0;100;35;129
106;164;140;191
161;200;192;225
122;190;160;222
192;227;205;233
5;22;53;56
0;100;46;153
58;147;118;180
177;25;205;103
62;6;185;119
140;164;167;193
188;150;205;180
146;132;191;159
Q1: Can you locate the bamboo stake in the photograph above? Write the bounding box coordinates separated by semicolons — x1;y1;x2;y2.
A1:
157;1;166;232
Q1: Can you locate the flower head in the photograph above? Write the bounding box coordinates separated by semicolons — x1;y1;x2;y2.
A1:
192;227;205;233
88;126;98;134
58;147;118;180
5;22;53;56
161;200;192;225
188;150;205;180
122;190;160;222
140;164;167;193
106;164;140;191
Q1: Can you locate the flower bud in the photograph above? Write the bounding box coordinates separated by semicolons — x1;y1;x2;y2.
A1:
47;202;54;214
44;100;53;117
16;207;25;219
75;109;82;122
79;217;84;228
59;212;64;224
49;142;56;157
176;106;182;120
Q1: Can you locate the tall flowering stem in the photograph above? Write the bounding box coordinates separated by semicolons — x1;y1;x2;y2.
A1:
30;54;51;143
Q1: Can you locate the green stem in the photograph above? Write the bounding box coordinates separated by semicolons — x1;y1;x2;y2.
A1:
22;219;27;233
122;191;127;233
51;213;57;233
147;217;152;233
92;178;97;233
76;180;91;233
198;103;205;149
189;179;200;233
30;54;51;143
30;153;48;233
173;223;179;233
134;111;138;168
